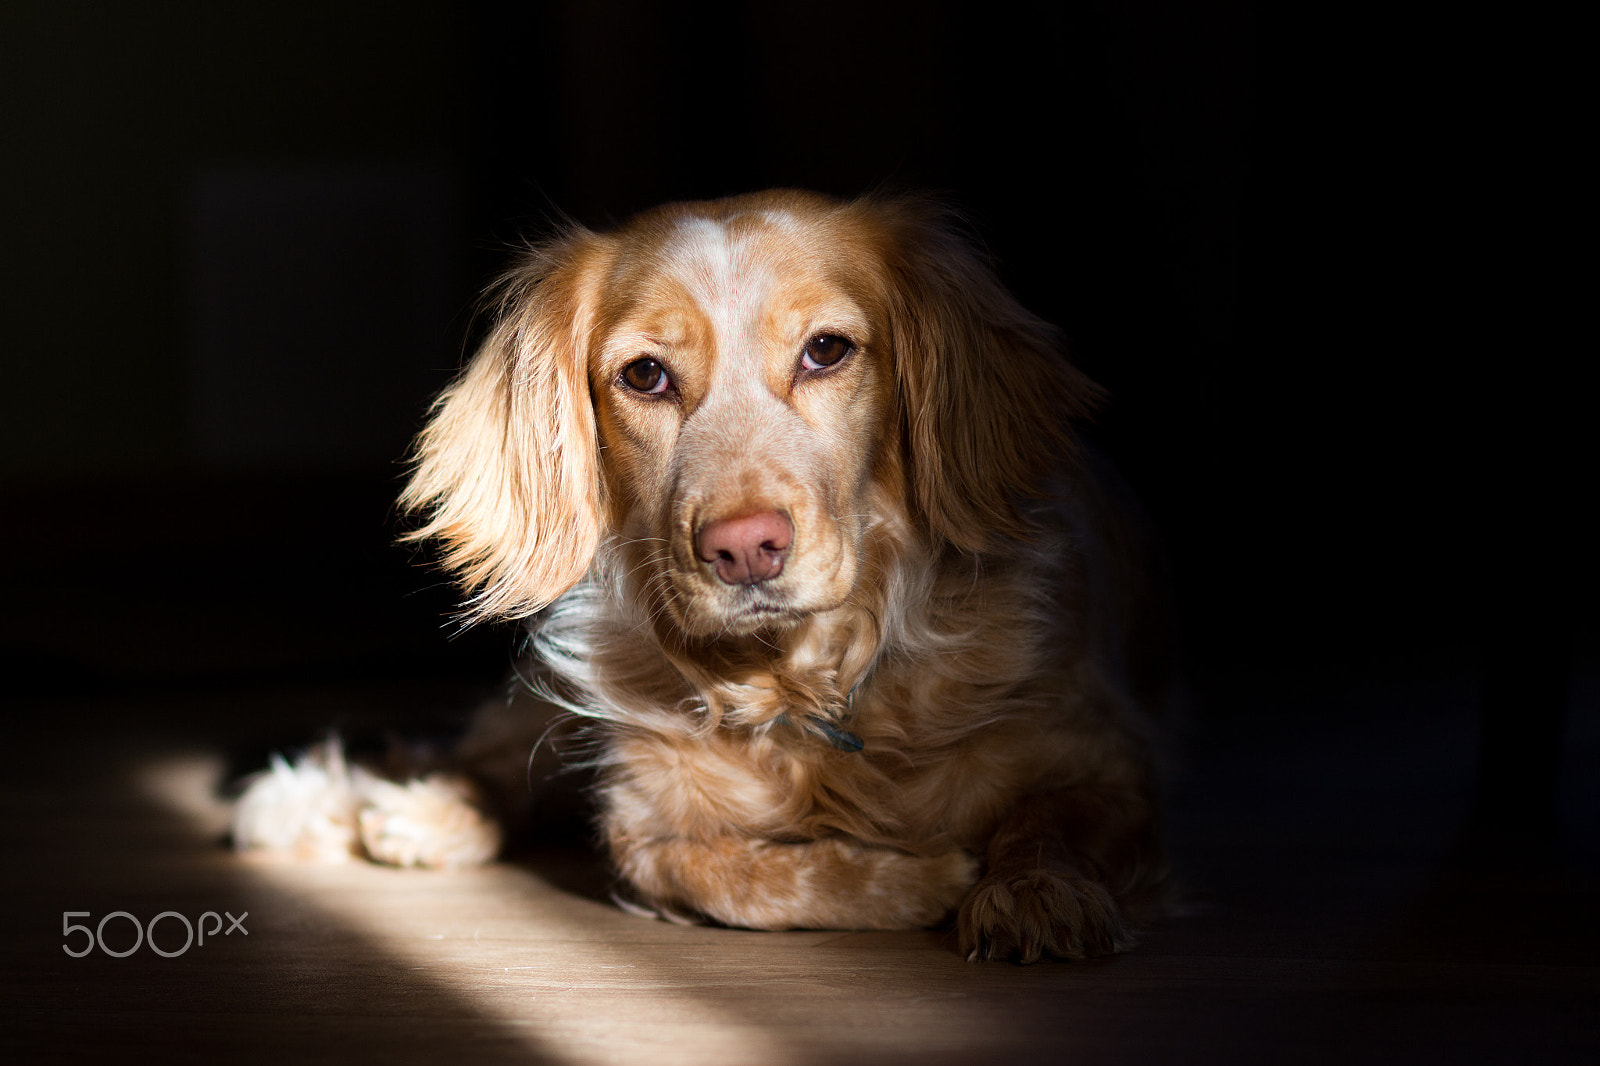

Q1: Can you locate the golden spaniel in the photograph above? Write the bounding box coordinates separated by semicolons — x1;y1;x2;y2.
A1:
234;190;1171;962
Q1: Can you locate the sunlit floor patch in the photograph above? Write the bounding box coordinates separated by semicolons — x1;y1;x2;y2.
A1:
135;752;807;1065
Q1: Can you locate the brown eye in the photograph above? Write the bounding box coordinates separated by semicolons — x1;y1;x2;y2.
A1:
799;334;854;372
621;357;670;395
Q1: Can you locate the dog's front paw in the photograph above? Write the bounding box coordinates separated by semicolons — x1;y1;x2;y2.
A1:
958;868;1133;963
357;774;502;870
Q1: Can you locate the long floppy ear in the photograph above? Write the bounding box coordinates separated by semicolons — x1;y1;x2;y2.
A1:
867;198;1103;552
400;231;610;622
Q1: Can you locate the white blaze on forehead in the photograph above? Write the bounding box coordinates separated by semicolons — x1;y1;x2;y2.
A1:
663;215;784;400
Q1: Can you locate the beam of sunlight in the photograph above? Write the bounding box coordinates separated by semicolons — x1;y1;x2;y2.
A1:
136;752;801;1066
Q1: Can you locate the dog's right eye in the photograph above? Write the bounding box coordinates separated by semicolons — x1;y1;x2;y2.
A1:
800;334;855;372
620;358;671;396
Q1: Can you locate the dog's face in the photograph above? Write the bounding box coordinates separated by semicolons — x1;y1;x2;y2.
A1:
403;191;1096;630
589;202;897;636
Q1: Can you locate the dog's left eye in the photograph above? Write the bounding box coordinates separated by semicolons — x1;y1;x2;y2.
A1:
620;358;671;395
799;334;855;372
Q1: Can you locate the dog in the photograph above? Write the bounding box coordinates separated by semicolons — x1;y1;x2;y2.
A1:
233;190;1172;962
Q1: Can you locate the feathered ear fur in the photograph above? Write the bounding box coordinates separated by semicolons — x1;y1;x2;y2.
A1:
400;231;611;622
864;198;1103;552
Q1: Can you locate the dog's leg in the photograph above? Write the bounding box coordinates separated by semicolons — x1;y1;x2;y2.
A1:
233;683;581;870
610;833;978;931
957;783;1162;962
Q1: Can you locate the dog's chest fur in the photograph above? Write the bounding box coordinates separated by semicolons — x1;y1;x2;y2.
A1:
543;523;1119;858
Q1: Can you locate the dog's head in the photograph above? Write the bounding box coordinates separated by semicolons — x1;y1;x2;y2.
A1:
403;191;1098;636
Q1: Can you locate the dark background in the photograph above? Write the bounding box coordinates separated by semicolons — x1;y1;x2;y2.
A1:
1;2;1592;865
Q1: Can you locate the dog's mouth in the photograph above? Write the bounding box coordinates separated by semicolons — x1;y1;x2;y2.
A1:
729;599;810;630
657;562;850;639
681;584;810;637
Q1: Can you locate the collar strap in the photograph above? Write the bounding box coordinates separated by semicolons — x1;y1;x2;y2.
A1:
813;720;865;752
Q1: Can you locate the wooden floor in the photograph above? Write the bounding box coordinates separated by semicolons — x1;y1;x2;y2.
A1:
4;670;1596;1065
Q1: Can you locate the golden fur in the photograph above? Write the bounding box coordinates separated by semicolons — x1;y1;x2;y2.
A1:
239;190;1170;962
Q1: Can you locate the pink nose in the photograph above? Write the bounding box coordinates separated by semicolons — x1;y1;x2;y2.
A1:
696;511;793;586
